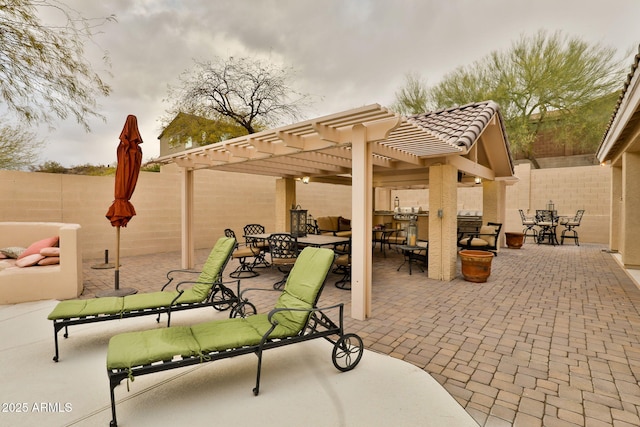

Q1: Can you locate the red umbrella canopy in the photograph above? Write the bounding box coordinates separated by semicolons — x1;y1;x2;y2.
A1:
105;115;143;227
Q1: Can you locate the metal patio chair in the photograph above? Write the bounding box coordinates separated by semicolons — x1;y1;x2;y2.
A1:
268;233;300;290
519;209;538;243
560;209;585;246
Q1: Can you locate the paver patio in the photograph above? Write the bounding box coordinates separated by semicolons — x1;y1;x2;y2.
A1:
82;242;640;426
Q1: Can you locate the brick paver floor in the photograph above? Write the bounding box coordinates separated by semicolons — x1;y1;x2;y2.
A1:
81;242;640;426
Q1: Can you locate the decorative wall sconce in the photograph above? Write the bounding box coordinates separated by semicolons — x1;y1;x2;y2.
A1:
302;176;310;184
474;177;482;185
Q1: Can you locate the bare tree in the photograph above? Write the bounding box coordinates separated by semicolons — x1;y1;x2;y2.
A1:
0;124;44;170
165;56;309;134
0;0;114;131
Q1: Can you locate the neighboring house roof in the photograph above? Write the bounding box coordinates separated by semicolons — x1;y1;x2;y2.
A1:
158;102;515;188
597;45;640;165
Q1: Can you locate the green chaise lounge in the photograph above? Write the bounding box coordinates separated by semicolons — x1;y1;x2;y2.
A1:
48;236;239;362
106;247;364;427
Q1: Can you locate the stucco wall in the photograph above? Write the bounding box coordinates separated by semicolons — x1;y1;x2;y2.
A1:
0;163;610;261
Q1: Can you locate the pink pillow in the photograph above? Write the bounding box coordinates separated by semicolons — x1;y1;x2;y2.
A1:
40;247;60;257
38;256;60;266
0;252;7;259
18;236;59;260
16;253;45;267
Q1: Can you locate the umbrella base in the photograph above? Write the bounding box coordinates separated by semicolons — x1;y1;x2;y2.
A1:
96;288;138;297
91;263;116;269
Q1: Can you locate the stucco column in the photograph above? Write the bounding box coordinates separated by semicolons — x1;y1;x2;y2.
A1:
351;124;373;320
622;153;640;267
181;168;194;268
482;179;507;249
275;178;296;232
428;164;458;280
610;165;622;253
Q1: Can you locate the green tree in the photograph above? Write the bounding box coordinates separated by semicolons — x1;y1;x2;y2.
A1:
0;1;114;131
394;30;626;159
165;56;309;134
392;72;429;115
0;124;43;170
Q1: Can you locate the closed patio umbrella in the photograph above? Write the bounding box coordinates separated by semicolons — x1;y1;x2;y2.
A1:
101;114;143;296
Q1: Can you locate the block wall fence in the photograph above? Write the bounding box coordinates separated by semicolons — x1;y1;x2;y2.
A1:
0;162;610;261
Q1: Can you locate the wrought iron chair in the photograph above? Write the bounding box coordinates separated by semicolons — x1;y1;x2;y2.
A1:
519;209;538;243
560;209;585;246
244;224;270;268
535;210;558;245
333;238;351;290
458;222;503;255
268;233;299;290
225;229;261;278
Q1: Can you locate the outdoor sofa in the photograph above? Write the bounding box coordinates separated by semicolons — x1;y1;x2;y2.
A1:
48;236;239;362
316;215;352;237
0;222;82;305
106;246;364;427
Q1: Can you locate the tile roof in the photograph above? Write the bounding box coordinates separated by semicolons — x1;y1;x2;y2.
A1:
409;101;502;150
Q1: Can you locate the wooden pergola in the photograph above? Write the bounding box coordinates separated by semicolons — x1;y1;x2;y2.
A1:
158;102;516;320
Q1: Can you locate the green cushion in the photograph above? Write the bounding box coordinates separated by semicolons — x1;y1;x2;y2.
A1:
47;297;123;320
190;318;264;352
107;326;200;370
196;237;236;285
122;291;181;312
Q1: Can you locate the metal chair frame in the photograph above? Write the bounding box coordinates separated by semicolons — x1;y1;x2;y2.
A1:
535;210;558;245
225;229;260;278
268;233;299;290
519;209;538;243
244;224;270;268
560;209;585;246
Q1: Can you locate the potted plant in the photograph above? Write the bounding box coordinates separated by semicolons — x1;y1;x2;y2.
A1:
505;231;525;249
459;250;494;283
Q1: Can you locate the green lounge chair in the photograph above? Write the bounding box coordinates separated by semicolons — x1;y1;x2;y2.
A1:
106;247;364;427
48;236;240;362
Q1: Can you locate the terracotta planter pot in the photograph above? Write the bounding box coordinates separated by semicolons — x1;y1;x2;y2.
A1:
505;231;525;249
459;250;494;283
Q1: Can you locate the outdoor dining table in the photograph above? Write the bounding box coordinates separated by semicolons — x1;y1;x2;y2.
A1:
245;233;350;248
396;242;428;275
372;227;403;257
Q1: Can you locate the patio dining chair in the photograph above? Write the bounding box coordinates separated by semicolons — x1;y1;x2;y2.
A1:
225;229;261;278
333;238;351;290
535;210;558;245
560;209;585;246
244;224;270;268
268;233;300;290
519;209;538;243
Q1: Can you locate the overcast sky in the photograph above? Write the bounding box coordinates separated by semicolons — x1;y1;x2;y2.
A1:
30;0;640;167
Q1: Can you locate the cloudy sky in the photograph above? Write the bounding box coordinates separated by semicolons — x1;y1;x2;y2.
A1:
30;0;640;167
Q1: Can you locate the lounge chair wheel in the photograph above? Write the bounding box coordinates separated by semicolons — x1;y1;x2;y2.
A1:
211;287;236;311
332;333;364;372
229;301;257;318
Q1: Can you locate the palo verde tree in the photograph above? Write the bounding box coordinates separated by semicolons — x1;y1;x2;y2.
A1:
394;30;627;160
0;1;114;131
0;124;43;170
165;55;309;135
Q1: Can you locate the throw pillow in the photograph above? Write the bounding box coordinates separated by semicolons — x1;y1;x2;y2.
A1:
0;252;7;259
479;225;497;247
17;236;59;260
40;247;60;257
0;246;26;259
16;253;45;267
38;256;60;266
338;217;351;231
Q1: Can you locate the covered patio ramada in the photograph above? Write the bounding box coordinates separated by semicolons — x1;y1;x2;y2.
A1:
158;102;517;320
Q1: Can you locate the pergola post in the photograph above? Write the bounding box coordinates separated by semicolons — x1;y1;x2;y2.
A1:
180;168;194;269
350;124;373;320
482;179;507;249
427;164;458;280
275;178;296;232
610;164;622;253
622;152;640;267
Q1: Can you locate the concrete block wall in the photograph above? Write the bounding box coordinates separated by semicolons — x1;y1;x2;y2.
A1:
0;163;610;261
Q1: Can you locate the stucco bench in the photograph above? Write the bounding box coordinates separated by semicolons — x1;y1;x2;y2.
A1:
0;222;82;305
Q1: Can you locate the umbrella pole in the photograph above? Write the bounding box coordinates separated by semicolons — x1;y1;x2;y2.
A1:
115;226;120;290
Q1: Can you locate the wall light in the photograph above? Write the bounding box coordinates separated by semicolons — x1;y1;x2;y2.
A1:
302;176;310;184
474;177;482;185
